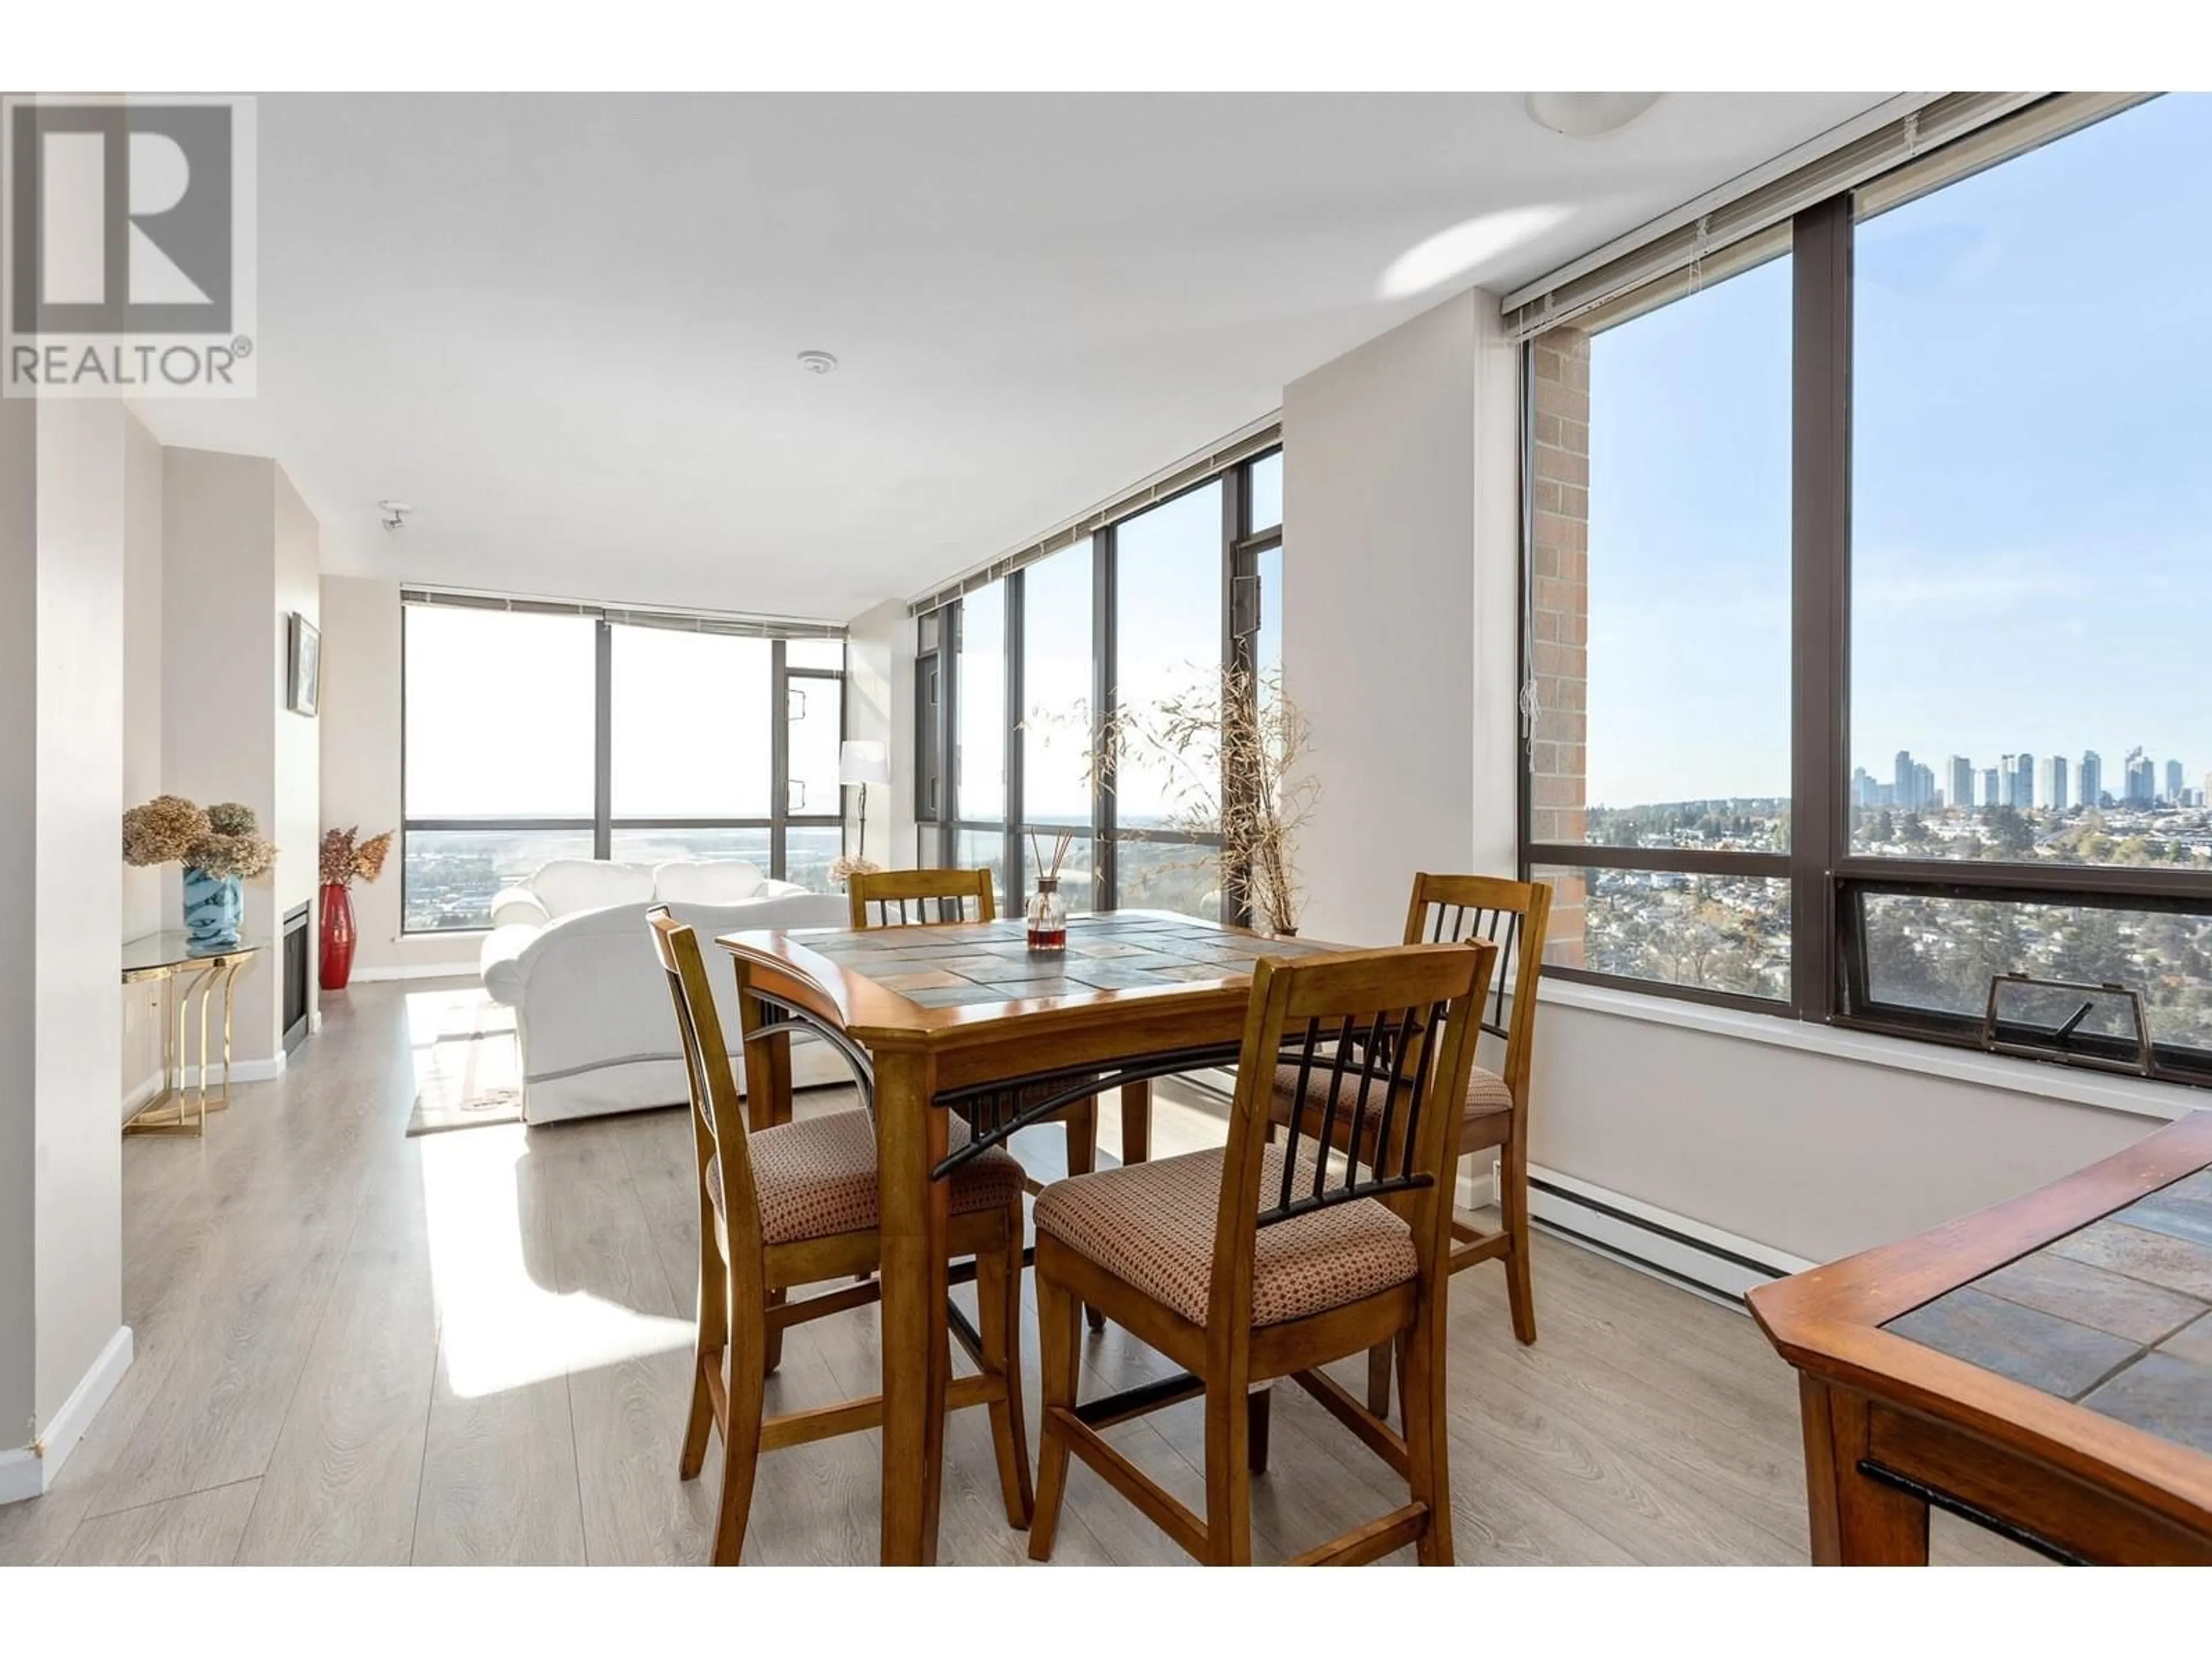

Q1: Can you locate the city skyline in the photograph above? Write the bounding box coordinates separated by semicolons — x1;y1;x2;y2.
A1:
1849;741;2200;815
1586;94;2212;810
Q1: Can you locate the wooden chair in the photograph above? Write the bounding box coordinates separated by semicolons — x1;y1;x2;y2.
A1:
1026;938;1498;1566
648;908;1033;1564
848;865;998;928
1264;874;1550;1423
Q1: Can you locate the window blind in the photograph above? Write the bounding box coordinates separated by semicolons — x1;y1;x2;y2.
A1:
398;587;845;641
905;414;1281;618
1501;93;2150;343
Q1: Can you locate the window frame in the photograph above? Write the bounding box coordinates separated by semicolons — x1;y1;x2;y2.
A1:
915;445;1279;920
1517;103;2212;1088
400;611;845;934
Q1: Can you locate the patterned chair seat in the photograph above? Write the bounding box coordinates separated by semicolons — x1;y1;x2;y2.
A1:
1033;1146;1416;1328
707;1111;1027;1245
1270;1059;1515;1159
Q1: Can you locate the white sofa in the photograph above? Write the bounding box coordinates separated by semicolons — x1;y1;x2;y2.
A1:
479;858;850;1123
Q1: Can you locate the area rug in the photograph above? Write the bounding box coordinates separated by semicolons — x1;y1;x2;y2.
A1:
406;995;526;1137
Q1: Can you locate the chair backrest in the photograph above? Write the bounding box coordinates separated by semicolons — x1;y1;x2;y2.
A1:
1401;873;1551;1106
849;866;997;929
1212;941;1498;1329
647;906;763;1262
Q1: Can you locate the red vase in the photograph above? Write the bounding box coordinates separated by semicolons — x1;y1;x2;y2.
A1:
320;881;357;991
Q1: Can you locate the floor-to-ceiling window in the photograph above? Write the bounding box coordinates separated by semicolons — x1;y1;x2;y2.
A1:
401;597;844;931
914;440;1280;919
1520;92;2212;1088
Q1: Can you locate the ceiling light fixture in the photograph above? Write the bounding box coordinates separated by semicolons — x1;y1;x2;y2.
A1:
1525;92;1663;139
797;350;839;375
378;500;412;531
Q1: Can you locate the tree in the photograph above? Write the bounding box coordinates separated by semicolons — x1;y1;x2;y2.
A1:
1873;809;1895;844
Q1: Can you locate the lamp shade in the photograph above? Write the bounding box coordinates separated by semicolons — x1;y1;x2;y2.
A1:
839;740;891;786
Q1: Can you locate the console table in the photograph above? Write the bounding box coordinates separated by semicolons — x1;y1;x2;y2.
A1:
122;931;264;1138
1750;1111;2212;1564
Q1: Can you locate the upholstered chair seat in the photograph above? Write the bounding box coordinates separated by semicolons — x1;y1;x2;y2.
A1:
706;1111;1027;1245
1034;1146;1417;1328
1270;1060;1517;1158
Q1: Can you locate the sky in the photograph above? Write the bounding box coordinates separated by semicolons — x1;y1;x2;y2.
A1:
1586;93;2212;809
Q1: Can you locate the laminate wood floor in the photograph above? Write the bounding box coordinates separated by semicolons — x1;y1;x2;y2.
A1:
1;979;2040;1567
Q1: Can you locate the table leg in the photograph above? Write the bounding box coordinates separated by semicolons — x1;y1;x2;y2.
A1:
876;1047;949;1566
1800;1375;1929;1565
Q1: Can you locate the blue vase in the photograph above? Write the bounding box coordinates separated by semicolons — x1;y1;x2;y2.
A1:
182;866;244;950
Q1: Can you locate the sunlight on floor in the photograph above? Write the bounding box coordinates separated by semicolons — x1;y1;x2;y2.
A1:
418;1120;692;1399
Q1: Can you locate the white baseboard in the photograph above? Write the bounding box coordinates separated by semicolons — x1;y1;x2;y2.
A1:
176;1053;285;1086
1526;1165;1816;1308
348;962;479;983
1;1325;134;1505
121;1069;165;1120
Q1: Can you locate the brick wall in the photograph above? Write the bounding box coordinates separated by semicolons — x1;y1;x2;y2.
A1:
1529;327;1590;966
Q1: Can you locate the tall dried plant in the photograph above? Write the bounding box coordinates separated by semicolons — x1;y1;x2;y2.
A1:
320;826;395;888
1068;663;1317;935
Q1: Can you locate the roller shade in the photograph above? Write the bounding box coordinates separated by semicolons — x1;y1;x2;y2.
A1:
906;413;1281;618
1502;93;2150;343
399;588;845;640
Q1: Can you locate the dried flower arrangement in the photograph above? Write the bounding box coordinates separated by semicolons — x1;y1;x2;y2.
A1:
828;853;884;885
1037;664;1317;935
122;795;279;880
122;794;211;866
320;826;395;889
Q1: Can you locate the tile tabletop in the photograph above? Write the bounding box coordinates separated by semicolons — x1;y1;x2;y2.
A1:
792;912;1337;1010
1884;1167;2212;1455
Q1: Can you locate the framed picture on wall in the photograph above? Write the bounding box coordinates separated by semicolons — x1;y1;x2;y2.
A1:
288;612;320;717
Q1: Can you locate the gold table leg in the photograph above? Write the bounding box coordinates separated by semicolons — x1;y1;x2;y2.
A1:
124;958;233;1138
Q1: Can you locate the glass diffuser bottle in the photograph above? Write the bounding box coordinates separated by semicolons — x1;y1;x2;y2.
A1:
1025;876;1067;953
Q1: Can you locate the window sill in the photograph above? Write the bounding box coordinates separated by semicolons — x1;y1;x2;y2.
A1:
1533;976;2197;1125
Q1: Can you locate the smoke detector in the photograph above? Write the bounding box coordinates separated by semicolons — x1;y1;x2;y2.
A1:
796;350;839;376
378;500;413;531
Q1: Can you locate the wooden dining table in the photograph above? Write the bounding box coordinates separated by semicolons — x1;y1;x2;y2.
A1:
717;908;1339;1565
1749;1109;2212;1565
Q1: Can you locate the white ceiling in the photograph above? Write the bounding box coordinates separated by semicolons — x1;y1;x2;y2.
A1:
137;92;1896;622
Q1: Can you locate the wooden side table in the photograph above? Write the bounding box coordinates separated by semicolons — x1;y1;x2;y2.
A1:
122;931;263;1138
1750;1111;2212;1565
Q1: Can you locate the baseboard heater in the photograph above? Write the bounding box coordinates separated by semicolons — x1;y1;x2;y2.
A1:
1525;1169;1815;1309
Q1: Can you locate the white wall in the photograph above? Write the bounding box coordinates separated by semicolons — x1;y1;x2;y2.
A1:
1535;994;2163;1264
161;448;325;1062
318;575;477;979
1280;289;1520;945
0;397;35;1444
844;599;916;869
32;400;128;1427
273;469;320;1033
121;410;165;1107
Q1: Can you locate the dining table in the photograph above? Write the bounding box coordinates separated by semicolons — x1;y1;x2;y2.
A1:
1749;1109;2212;1565
717;907;1340;1565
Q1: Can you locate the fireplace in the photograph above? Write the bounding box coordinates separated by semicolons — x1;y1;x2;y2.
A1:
282;901;310;1052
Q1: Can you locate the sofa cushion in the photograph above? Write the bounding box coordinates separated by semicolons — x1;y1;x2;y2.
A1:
653;859;767;906
529;858;655;918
